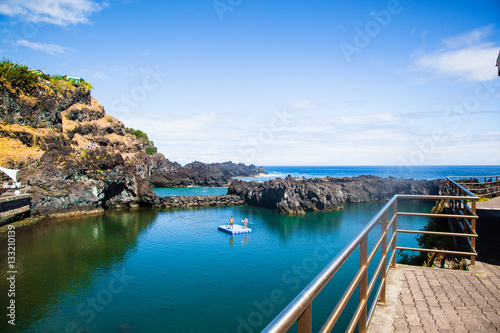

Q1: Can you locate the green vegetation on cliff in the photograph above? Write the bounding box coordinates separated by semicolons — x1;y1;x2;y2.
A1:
0;59;39;92
0;58;92;93
125;127;157;155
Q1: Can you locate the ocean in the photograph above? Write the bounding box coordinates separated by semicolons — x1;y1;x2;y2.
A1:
251;165;500;181
155;165;500;196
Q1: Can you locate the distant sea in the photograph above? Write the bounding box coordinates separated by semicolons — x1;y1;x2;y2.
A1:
239;165;500;182
154;165;500;197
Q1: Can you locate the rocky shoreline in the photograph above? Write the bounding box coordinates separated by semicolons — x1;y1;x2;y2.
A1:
148;162;266;188
156;194;245;209
228;175;445;215
0;65;265;218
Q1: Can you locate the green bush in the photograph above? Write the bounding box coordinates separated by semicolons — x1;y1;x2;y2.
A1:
126;127;149;141
126;127;158;154
0;58;93;93
80;79;93;91
50;76;73;93
0;58;39;92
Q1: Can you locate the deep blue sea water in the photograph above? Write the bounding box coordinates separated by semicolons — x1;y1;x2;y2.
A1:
2;165;497;333
246;165;500;181
155;165;500;197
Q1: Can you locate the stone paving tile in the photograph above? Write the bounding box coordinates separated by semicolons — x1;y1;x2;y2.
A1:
405;312;421;326
408;325;425;333
484;311;500;324
439;329;454;333
475;316;498;332
449;323;470;333
368;261;500;333
414;300;428;311
425;298;440;307
468;304;485;315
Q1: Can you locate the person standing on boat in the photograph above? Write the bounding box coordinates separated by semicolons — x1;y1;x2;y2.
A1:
243;217;248;228
229;216;234;229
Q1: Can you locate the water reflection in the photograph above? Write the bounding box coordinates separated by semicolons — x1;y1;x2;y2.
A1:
223;233;252;248
234;203;386;244
0;209;158;332
0;202;435;332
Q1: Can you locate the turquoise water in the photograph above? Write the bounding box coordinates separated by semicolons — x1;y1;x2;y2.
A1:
3;165;495;332
0;202;432;333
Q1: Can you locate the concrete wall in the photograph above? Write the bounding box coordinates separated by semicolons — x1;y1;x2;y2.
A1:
0;194;31;226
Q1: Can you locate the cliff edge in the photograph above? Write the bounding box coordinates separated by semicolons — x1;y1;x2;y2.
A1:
0;60;263;216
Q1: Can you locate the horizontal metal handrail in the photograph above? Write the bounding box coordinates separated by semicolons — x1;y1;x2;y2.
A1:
448;175;500;179
398;211;477;219
396;246;477;257
447;175;500;198
262;192;479;333
397;229;477;238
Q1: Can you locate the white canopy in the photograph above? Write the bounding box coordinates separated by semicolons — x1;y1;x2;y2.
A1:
0;167;19;183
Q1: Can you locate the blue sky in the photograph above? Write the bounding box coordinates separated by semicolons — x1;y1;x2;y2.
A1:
1;0;499;166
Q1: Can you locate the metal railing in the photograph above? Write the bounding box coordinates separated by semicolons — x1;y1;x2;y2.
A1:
263;184;479;333
448;175;500;198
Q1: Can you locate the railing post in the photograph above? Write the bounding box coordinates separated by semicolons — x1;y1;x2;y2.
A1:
297;304;312;333
359;237;368;333
391;199;398;269
379;211;388;304
470;199;477;266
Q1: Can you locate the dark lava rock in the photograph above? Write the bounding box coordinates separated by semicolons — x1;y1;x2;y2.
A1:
0;78;91;131
148;161;266;187
228;175;445;215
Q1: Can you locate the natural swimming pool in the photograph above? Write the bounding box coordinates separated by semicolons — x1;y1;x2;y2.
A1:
0;201;432;332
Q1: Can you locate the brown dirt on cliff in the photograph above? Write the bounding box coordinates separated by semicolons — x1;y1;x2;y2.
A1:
60;97;145;161
0;136;43;167
0;123;59;167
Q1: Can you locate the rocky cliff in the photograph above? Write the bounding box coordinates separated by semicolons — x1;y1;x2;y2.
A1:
0;61;264;216
228;175;445;214
148;161;266;187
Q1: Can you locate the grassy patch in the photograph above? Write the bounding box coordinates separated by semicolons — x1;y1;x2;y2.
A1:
0;136;44;167
1;58;92;94
125;127;157;155
0;59;39;92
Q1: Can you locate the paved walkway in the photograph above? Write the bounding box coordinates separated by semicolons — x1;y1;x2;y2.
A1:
369;262;500;332
369;206;500;332
477;196;500;210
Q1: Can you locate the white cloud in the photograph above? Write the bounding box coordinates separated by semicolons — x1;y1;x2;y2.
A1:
413;25;500;82
16;39;71;55
118;112;221;141
92;71;107;79
290;100;318;110
416;44;498;81
336;113;397;125
442;25;494;50
100;64;135;77
0;0;104;26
